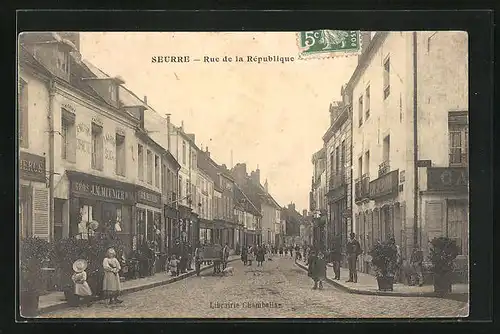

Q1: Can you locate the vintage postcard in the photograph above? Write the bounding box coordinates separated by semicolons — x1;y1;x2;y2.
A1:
18;31;469;319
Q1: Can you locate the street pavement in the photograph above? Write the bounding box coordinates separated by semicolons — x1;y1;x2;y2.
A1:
40;255;468;318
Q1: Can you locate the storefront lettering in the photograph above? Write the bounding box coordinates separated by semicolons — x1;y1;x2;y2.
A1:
77;139;92;153
369;170;399;200
19;152;46;182
72;181;134;202
77;123;91;137
427;167;468;191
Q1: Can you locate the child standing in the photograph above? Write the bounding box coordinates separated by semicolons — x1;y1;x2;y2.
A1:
102;248;123;305
71;259;93;307
169;255;179;276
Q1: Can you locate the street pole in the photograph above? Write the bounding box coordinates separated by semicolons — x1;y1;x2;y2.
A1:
48;79;55;242
412;31;420;251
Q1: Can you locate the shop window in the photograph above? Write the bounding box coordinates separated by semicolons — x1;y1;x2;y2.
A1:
447;200;468;256
115;134;126;176
91;123;103;170
147;150;153;185
138;144;144;181
18;79;29;148
155;155;160;188
77;204;95;239
61;109;76;162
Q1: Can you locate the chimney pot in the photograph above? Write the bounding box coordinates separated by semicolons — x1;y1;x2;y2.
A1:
144;96;148;104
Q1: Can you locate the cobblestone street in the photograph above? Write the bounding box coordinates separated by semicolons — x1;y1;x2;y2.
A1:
41;256;468;318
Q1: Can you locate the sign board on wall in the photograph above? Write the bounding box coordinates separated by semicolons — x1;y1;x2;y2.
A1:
19;151;46;183
427;167;468;192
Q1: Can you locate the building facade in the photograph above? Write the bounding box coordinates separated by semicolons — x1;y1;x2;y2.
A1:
310;147;327;250
350;31;468;274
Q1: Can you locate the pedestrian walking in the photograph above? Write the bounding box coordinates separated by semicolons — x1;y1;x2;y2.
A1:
102;248;123;305
346;233;362;283
222;243;230;270
312;252;327;290
410;247;424;286
194;243;202;276
256;245;265;266
307;249;316;280
279;246;283;256
71;259;93;307
331;237;342;280
241;245;248;265
393;238;403;283
247;245;255;266
169;255;179;276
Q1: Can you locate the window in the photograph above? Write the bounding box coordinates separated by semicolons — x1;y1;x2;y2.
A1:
182;141;186;165
449;112;468;166
335;146;340;174
19;79;28;147
155;155;160;188
138;145;144;181
56;47;70;74
383;135;390;162
61;109;76;162
365;86;371;119
91;123;103;170
179;175;183;198
115;134;125;176
341;140;346;177
109;84;117;102
364;151;370;176
358;95;363;127
383;57;391;99
147;150;153;184
447;200;468;255
162;163;167;194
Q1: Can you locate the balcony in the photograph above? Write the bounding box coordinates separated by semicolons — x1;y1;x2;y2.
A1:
449;152;468;167
354;174;370;203
378;160;390;177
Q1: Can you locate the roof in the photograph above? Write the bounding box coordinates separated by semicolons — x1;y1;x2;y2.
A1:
234;184;261;217
197;151;222;192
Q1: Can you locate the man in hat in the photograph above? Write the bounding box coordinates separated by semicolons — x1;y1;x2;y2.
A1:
346;232;362;283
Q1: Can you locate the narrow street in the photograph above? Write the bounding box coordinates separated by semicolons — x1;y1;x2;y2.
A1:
41;256;468;318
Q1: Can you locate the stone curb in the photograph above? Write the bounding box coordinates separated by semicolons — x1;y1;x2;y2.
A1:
294;260;468;301
38;258;239;315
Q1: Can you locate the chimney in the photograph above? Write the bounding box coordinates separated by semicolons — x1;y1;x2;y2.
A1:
232;163;247;184
250;168;261;185
181;121;184;131
165;114;171;152
144;95;148;104
205;146;210;158
302;209;307;217
288;203;295;211
264;179;268;192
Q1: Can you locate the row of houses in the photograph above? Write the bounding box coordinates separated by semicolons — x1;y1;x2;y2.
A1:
310;31;469;275
18;32;290;260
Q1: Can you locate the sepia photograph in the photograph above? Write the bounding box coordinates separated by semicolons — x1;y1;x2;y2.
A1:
17;30;469;319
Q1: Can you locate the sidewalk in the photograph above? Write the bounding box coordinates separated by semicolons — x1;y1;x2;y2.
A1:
295;260;469;301
38;255;240;314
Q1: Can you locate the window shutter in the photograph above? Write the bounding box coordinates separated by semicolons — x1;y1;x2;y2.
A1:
425;201;444;243
32;187;49;241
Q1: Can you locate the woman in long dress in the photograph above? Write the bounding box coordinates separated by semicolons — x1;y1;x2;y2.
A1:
247;245;255;266
102;248;123;305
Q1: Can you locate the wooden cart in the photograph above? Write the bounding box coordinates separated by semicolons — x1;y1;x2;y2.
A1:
195;244;223;276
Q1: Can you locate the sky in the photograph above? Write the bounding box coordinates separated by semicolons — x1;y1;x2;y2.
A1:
80;32;358;212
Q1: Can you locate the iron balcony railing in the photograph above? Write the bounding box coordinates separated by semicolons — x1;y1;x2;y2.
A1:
329;172;346;191
378;160;390;177
354;174;370;202
449;152;468;166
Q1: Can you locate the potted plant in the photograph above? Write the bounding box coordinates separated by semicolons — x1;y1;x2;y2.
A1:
20;237;51;317
369;239;398;291
429;237;459;295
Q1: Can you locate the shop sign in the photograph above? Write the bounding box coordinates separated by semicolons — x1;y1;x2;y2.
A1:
427;167;468;192
369;169;399;200
136;186;162;209
19;151;46;183
71;180;135;204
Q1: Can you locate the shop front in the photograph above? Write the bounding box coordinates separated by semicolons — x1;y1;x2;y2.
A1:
421;167;468;282
135;186;163;257
199;218;214;245
19;151;49;241
66;170;136;255
164;205;178;253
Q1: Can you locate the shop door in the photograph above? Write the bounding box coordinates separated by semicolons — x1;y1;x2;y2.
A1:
137;208;146;250
447;200;468;256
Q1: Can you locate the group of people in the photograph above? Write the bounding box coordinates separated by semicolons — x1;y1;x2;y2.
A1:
240;244;267;266
71;247;124;307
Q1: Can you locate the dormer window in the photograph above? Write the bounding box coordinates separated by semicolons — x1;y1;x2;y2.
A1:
56;45;70;74
109;84;117;102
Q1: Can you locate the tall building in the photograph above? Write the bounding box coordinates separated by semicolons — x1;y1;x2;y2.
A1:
349;31;468;275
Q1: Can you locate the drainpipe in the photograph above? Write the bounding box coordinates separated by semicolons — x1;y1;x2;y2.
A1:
48;79;56;242
412;31;420;249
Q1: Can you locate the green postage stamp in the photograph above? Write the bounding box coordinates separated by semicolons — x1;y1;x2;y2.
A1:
297;30;362;59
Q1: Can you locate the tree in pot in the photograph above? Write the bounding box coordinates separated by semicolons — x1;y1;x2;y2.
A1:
428;236;459;295
20;237;51;317
369;239;398;291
